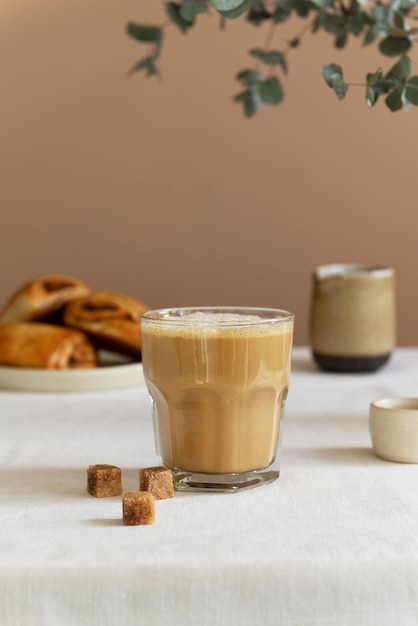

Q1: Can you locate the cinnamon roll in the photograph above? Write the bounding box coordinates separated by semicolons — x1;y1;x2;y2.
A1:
62;291;148;359
0;323;98;369
0;274;91;324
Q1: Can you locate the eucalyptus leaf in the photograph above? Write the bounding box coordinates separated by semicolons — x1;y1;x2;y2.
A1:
312;14;321;33
323;63;348;99
393;11;405;30
212;0;251;19
322;14;345;35
405;76;418;105
363;24;378;46
366;84;378;106
247;4;271;25
323;63;343;87
249;48;287;72
234;87;264;116
127;56;159;76
311;0;332;9
372;3;387;22
273;6;291;22
385;55;412;82
347;10;367;37
260;76;284;104
165;2;193;32
212;0;245;9
335;29;348;49
387;27;409;39
294;0;314;18
126;23;163;60
330;76;348;99
366;68;384;85
236;68;263;86
366;70;393;95
180;0;207;21
275;0;293;12
365;80;392;106
379;36;411;57
385;85;404;111
249;85;264;111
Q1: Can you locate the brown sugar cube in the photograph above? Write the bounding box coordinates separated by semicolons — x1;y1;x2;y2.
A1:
122;491;155;526
139;465;174;500
87;464;122;498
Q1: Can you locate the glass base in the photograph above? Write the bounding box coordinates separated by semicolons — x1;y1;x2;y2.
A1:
172;466;279;493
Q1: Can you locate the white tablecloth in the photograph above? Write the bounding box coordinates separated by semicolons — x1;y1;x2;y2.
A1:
2;347;418;625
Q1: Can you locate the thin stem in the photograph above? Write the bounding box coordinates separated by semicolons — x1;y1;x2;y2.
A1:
282;18;315;56
264;17;277;51
253;18;278;71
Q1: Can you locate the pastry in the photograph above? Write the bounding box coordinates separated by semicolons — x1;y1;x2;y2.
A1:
0;274;91;324
0;323;98;369
62;290;148;359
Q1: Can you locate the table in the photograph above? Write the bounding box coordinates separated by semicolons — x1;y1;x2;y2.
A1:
2;347;418;625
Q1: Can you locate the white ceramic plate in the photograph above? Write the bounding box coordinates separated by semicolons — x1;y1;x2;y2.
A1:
0;351;146;392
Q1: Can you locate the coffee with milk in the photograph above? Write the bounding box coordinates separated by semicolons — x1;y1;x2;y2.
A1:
140;309;294;483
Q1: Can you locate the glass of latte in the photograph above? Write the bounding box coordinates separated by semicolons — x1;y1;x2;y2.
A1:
140;307;294;492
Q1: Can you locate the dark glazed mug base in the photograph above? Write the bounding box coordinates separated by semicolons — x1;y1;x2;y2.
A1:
313;351;392;373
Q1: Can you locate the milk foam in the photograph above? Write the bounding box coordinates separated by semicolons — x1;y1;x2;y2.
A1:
163;311;264;324
142;310;292;338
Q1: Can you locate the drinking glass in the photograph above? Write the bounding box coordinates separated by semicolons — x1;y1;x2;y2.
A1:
140;306;294;492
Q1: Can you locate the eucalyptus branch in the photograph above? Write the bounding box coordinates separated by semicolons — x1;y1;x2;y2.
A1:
126;0;418;116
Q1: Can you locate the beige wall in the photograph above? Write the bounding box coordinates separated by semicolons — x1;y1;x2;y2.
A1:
0;0;416;346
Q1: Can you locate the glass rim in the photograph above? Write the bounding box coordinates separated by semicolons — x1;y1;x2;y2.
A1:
140;306;294;327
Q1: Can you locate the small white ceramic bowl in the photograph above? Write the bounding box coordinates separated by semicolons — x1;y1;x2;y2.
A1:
369;398;418;463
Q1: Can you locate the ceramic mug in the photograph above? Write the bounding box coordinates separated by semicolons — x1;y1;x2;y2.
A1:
369;398;418;463
310;264;396;373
